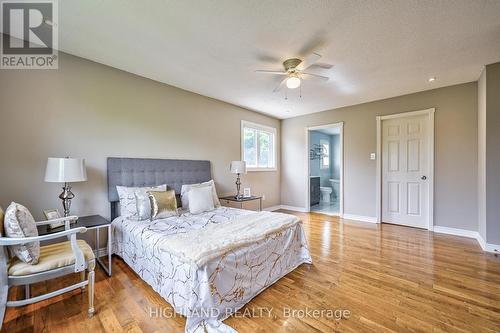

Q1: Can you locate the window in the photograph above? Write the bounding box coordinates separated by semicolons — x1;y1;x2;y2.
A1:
241;121;277;171
320;139;330;169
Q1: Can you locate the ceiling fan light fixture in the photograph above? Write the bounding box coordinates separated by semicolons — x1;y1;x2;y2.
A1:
286;76;301;89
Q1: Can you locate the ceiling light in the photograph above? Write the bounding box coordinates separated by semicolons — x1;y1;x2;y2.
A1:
428;77;436;82
286;76;301;89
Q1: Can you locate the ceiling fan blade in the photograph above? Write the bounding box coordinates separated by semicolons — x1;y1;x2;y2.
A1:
273;77;288;93
302;72;329;81
296;52;321;71
310;62;333;69
255;70;288;75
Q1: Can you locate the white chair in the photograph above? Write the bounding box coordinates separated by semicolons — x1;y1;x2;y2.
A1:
0;215;96;327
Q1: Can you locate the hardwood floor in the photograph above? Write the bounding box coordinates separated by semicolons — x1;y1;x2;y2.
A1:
3;211;500;332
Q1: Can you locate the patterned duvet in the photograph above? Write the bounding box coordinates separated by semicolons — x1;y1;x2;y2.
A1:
112;207;312;333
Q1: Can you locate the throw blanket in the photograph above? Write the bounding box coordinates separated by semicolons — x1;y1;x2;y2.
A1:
160;211;300;267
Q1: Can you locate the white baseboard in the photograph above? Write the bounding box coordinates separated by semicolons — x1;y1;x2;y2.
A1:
279;205;308;213
433;226;479;239
476;234;500;253
263;205;281;212
433;226;500;253
342;214;378;223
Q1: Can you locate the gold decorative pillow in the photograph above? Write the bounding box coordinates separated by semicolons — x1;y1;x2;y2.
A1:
148;189;178;220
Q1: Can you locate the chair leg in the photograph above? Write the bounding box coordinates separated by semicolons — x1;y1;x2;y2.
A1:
80;270;86;291
87;269;95;318
25;284;30;299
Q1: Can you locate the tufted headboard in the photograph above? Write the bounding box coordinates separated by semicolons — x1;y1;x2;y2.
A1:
107;157;212;220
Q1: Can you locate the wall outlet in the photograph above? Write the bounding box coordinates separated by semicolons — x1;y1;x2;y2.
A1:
262;195;266;201
370;153;376;160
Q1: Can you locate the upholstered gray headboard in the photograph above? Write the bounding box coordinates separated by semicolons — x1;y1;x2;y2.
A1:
107;157;211;220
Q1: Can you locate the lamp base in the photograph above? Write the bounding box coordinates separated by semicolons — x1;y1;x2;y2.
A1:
235;173;242;200
59;182;75;217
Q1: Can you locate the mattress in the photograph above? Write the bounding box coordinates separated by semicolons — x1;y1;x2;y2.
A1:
112;207;312;333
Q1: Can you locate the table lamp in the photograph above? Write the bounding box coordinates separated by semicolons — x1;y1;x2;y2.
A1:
230;161;247;199
44;157;87;216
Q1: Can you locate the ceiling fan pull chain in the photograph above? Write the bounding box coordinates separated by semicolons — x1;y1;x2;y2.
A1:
299;84;302;98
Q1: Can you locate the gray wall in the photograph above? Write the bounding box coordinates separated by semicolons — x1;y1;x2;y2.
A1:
281;82;478;230
485;62;500;244
478;69;486;240
0;52;281;220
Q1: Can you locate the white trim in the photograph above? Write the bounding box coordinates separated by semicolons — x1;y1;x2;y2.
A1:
476;234;500;253
477;233;487;250
305;122;344;217
241;120;277;172
376;117;382;223
433;226;479;239
342;214;378;223
376;108;435;230
263;205;281;212
433;227;500;253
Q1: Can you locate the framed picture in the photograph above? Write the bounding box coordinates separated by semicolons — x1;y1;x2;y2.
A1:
43;209;64;230
243;188;251;198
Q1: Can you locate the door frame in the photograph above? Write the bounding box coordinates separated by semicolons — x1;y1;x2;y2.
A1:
305;122;344;216
376;108;435;230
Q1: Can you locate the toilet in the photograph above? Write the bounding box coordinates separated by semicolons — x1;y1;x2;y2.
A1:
319;186;332;203
329;179;340;200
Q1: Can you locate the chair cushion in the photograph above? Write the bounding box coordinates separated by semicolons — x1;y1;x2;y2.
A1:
8;239;95;276
4;202;40;264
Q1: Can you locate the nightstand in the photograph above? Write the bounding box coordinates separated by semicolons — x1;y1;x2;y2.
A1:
38;215;112;276
219;195;263;211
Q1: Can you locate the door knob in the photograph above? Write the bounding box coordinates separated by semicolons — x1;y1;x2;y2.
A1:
421;176;427;180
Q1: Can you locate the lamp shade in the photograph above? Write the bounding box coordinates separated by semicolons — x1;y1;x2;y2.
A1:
230;161;247;174
44;157;87;183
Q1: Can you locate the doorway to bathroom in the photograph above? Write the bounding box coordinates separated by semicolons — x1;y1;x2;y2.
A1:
306;122;343;216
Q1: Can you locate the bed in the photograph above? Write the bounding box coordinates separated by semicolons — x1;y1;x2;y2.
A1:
108;158;312;333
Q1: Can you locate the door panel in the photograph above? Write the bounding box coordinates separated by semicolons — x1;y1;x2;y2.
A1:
382;114;429;228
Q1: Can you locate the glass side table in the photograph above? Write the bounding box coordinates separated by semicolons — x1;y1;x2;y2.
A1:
219;195;263;211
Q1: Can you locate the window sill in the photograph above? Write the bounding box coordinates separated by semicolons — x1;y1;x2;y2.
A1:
247;168;278;172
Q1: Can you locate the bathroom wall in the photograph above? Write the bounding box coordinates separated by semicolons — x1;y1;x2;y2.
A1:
331;134;340;180
309;131;339;188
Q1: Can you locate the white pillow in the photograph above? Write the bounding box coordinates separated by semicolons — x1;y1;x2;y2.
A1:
4;202;40;264
181;180;220;210
116;184;166;219
188;186;215;214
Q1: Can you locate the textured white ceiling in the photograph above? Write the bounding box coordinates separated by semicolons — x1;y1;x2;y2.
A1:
54;1;500;118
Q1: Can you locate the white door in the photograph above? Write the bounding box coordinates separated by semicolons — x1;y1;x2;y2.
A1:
382;114;430;228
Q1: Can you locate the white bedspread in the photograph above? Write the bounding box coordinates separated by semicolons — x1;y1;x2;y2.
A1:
112;207;312;333
161;211;300;267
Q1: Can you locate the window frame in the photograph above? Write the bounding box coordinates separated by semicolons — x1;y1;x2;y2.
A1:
241;120;277;172
320;139;330;169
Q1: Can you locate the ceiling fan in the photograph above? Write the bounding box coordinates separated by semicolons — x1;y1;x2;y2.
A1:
255;53;331;92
